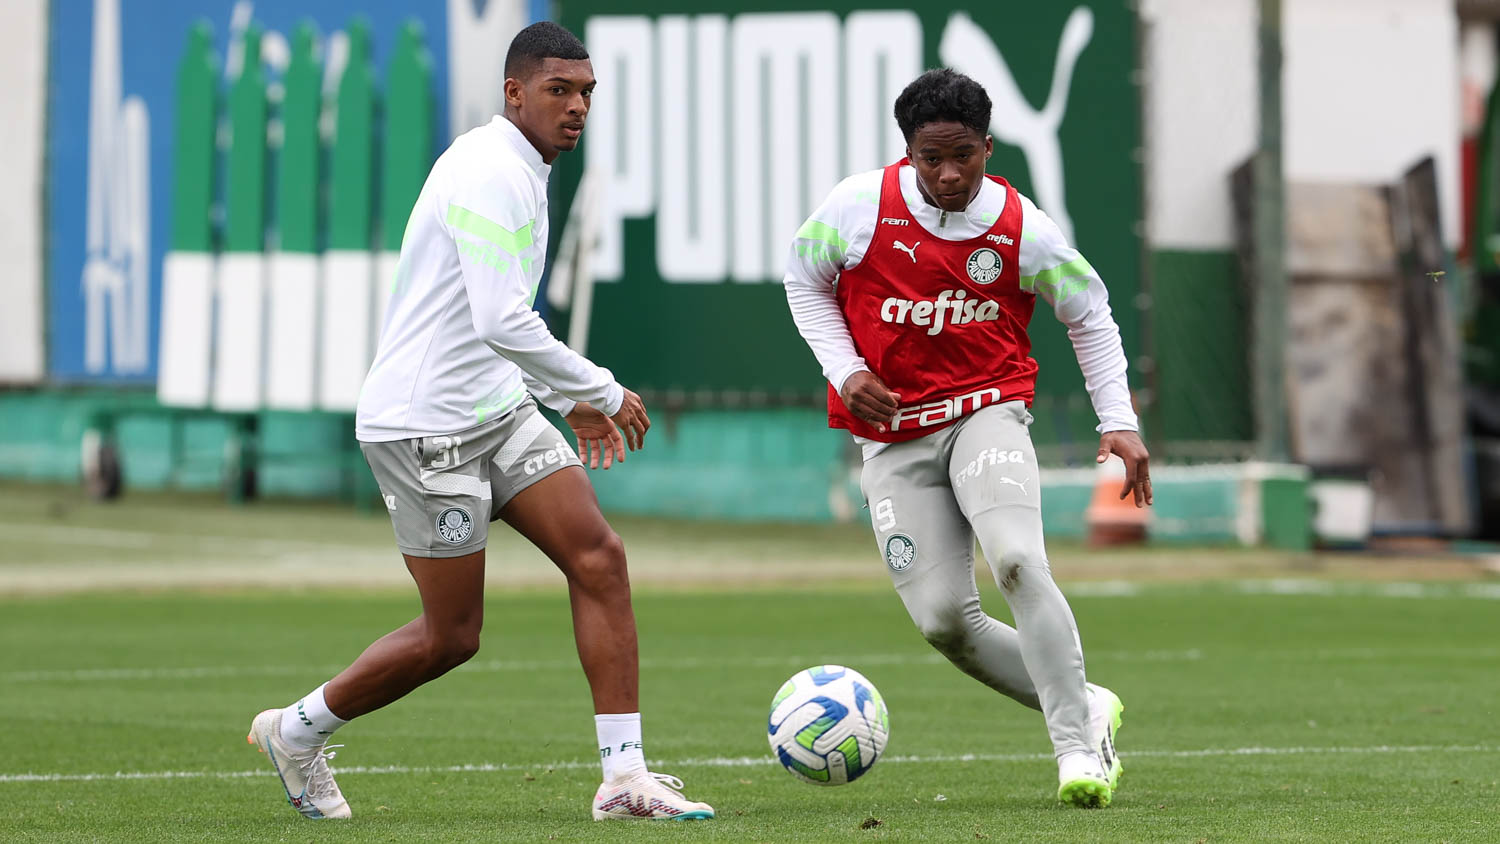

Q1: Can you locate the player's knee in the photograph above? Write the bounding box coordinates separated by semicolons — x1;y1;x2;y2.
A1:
453;627;482;664
424;622;482;670
437;635;480;670
912;610;971;658
567;530;630;594
994;547;1047;592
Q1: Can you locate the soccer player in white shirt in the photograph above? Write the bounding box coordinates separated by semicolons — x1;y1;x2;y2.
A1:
246;22;713;823
783;69;1151;807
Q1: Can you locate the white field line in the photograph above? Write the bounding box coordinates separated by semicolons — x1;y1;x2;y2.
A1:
0;522;364;556
12;641;1500;685
1233;579;1500;600
0;649;1208;684
0;744;1490;785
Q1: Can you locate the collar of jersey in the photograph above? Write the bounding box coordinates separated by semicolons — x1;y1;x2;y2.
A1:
494;115;551;178
896;165;1006;231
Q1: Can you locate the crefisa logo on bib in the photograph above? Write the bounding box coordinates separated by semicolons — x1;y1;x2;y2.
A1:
966;248;1003;284
436;507;474;544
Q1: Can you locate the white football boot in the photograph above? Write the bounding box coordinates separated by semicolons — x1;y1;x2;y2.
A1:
246;708;351;819
591;771;715;820
1057;749;1112;808
1057;683;1125;808
1088;683;1125;790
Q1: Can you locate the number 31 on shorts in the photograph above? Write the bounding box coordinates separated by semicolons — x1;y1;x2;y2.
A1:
430;435;463;469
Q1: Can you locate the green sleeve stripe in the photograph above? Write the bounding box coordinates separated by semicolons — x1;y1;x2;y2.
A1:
794;220;848;253
1054;276;1093;301
1020;256;1094;294
446;203;534;256
474;385;527;423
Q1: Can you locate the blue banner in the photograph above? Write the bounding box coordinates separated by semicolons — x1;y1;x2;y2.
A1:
46;0;452;383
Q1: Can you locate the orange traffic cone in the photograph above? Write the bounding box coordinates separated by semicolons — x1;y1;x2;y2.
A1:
1085;456;1149;546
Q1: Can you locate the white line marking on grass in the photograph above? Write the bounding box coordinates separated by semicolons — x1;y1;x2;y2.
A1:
0;649;1208;684
0;522;368;556
1;744;1490;785
1236;580;1500;600
1064;581;1142;597
1463;583;1500;600
18;639;1500;687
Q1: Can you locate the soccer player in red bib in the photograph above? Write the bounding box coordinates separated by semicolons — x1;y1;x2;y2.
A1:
783;69;1152;807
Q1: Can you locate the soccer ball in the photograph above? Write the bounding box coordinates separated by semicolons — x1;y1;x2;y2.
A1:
767;665;890;785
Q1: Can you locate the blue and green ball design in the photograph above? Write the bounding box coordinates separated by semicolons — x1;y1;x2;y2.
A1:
767;664;890;785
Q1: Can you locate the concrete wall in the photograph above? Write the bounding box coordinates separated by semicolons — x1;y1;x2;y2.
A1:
1285;0;1462;245
1139;0;1463;448
1141;0;1259;251
1139;0;1259;446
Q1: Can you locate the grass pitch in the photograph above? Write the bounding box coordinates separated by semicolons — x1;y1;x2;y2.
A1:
0;484;1495;842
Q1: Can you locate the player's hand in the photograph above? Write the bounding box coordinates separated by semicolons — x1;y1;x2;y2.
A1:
610;388;651;451
565;404;625;469
1097;431;1152;507
840;371;902;434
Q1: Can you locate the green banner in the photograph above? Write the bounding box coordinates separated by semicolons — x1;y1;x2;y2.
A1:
552;3;1140;431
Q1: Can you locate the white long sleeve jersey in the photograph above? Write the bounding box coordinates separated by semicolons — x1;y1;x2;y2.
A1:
356;116;622;442
784;166;1138;456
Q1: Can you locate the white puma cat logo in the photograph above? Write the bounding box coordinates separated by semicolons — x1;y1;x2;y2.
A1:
941;7;1093;243
998;476;1029;496
893;240;919;263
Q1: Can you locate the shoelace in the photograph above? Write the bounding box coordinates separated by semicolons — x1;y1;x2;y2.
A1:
297;744;343;800
648;772;685;796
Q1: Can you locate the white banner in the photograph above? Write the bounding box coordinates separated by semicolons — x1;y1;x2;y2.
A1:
0;1;47;383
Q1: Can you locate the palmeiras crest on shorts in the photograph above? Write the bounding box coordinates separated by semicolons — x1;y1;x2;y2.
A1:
884;534;916;571
436;507;474;544
966;247;1003;284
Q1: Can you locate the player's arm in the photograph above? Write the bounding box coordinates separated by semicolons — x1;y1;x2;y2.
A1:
1020;197;1151;507
446;171;648;450
519;371;577;417
516;372;626;471
782;175;901;432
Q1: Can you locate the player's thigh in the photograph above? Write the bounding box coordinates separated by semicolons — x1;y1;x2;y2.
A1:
947;402;1047;567
860;437;975;602
483;401;608;562
486;399;585;520
403;549;486;630
361;420;506;559
497;466;616;572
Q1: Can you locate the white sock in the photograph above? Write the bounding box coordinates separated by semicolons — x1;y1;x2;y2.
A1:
595;713;647;781
280;683;349;748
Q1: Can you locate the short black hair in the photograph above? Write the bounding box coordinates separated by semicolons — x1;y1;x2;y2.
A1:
504;21;589;80
894;68;992;142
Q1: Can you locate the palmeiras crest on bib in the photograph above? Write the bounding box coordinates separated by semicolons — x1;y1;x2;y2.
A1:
436;507;474;544
966;248;1003;284
884;534;916;571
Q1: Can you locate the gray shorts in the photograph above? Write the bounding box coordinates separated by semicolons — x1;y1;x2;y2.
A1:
360;398;582;558
860;401;1043;582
